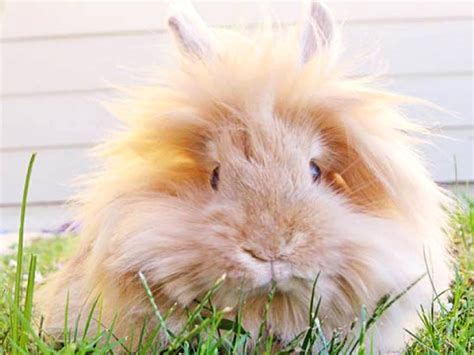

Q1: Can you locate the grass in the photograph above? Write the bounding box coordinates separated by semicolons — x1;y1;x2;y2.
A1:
0;153;472;354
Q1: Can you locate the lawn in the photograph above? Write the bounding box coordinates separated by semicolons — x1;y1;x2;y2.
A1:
0;155;472;354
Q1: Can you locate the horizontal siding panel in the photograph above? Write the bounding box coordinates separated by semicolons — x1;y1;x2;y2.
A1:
0;204;74;233
1;129;472;205
1;33;172;96
340;20;472;77
1;2;299;40
3;21;472;96
0;149;94;205
1;92;119;149
1;75;472;150
422;128;474;183
387;75;473;128
2;1;472;40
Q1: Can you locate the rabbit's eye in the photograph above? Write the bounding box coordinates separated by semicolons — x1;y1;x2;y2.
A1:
210;166;220;191
310;161;321;183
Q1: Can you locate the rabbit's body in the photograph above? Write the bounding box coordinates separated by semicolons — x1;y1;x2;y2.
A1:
36;2;452;352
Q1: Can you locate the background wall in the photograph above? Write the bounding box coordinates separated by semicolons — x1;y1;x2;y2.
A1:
1;1;473;231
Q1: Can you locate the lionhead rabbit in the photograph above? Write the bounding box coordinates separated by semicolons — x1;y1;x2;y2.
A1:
37;1;452;352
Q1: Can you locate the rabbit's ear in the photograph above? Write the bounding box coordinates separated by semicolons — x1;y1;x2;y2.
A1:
167;0;217;59
299;1;336;64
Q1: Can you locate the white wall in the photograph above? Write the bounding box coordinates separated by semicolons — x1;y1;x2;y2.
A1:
1;1;473;231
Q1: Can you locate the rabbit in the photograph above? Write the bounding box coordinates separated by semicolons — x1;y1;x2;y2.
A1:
36;1;453;353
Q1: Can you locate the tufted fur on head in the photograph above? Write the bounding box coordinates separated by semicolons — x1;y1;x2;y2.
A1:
36;1;452;352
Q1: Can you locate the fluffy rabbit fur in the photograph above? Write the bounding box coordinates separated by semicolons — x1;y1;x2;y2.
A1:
36;1;452;352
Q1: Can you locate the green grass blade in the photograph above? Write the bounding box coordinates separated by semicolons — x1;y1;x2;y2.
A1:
11;153;36;355
63;291;70;345
255;281;277;353
357;305;367;355
138;271;172;342
7;295;51;354
81;295;100;340
19;254;37;349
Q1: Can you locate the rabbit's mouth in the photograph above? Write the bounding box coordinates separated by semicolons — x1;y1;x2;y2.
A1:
233;263;305;299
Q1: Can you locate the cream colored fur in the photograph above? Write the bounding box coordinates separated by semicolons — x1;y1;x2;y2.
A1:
36;2;452;353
